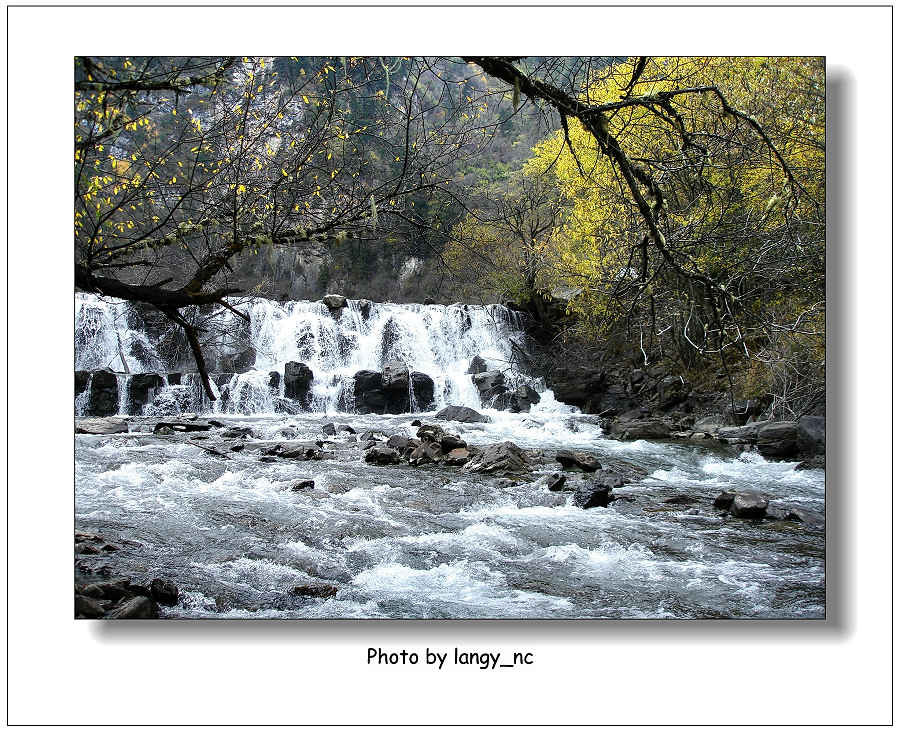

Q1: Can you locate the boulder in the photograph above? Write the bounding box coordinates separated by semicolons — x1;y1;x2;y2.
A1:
290;584;339;599
89;370;119;416
127;373;165;414
268;371;281;391
797;416;826;455
510;384;541;413
443;447;472;466
713;491;736;509
694;414;732;432
729;491;769;519
463;441;531;476
284;361;314;403
322;423;337;436
550;369;607;411
75;594;105;619
717;421;765;442
364;445;401;465
107;596;160;619
410;372;435;409
555;449;601;472
573;482;614;509
591;469;627;491
357;299;373;319
533;472;567;491
322;294;348;311
149;578;179;606
291;479;316;491
466;355;488;375
435;405;491;423
608;418;672;441
757;421;799;459
228;347;256;374
381;360;410;392
75;417;129;435
472;370;507;404
657;375;689;409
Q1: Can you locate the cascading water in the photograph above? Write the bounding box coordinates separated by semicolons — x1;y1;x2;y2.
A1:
74;293;543;415
74;292;825;619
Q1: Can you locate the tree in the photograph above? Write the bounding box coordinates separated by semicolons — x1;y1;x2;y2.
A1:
75;56;492;396
461;56;824;417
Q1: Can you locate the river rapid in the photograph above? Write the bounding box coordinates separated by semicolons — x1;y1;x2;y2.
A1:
75;404;825;619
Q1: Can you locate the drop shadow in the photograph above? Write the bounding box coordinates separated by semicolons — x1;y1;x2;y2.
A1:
90;68;850;645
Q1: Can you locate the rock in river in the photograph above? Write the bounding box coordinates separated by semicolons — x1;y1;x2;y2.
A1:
463;441;531;476
729;491;769;519
435;405;491;423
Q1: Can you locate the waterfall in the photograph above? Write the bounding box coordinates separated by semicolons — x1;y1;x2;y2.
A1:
74;293;536;415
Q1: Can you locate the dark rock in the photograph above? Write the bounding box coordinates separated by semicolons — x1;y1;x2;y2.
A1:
434;405;491;423
757;421;799;459
573;482;613;509
555;449;601;472
657;375;689;409
423;297;436;305
291;479;316;491
729;491;769;519
322;294;348;311
222;425;253;439
337;424;356;434
75;594;106;619
784;507;825;530
387;434;416;451
415;424;446;443
268;371;281;391
227;347;256;374
126;374;165;414
797;416;826;455
694;414;732;432
463;441;531;475
472;369;507;404
353;369;388;414
550;369;607;411
75;542;100;555
357;299;372;319
443;447;472;466
290;584;338;599
75;370;90;395
264;442;325;460
591;470;627;491
537;472;567;491
381;360;410;392
365;445;401;465
284;361;314;403
107;596;160;619
75;417;129;435
411;419;422;427
89;370;119;416
410;372;435;410
322;423;337;436
509;384;541;413
153;421;213;434
466;356;488;375
149;578;179;606
717;421;765;442
713;491;736;509
608;418;672;441
440;434;467;451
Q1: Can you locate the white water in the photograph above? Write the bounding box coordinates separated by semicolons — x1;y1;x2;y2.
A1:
75;293;541;414
74;293;825;619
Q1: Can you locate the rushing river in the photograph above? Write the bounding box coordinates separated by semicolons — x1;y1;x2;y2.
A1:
75;406;825;619
74;293;825;618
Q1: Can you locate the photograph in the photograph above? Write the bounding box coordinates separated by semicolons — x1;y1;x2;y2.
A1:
73;55;826;620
